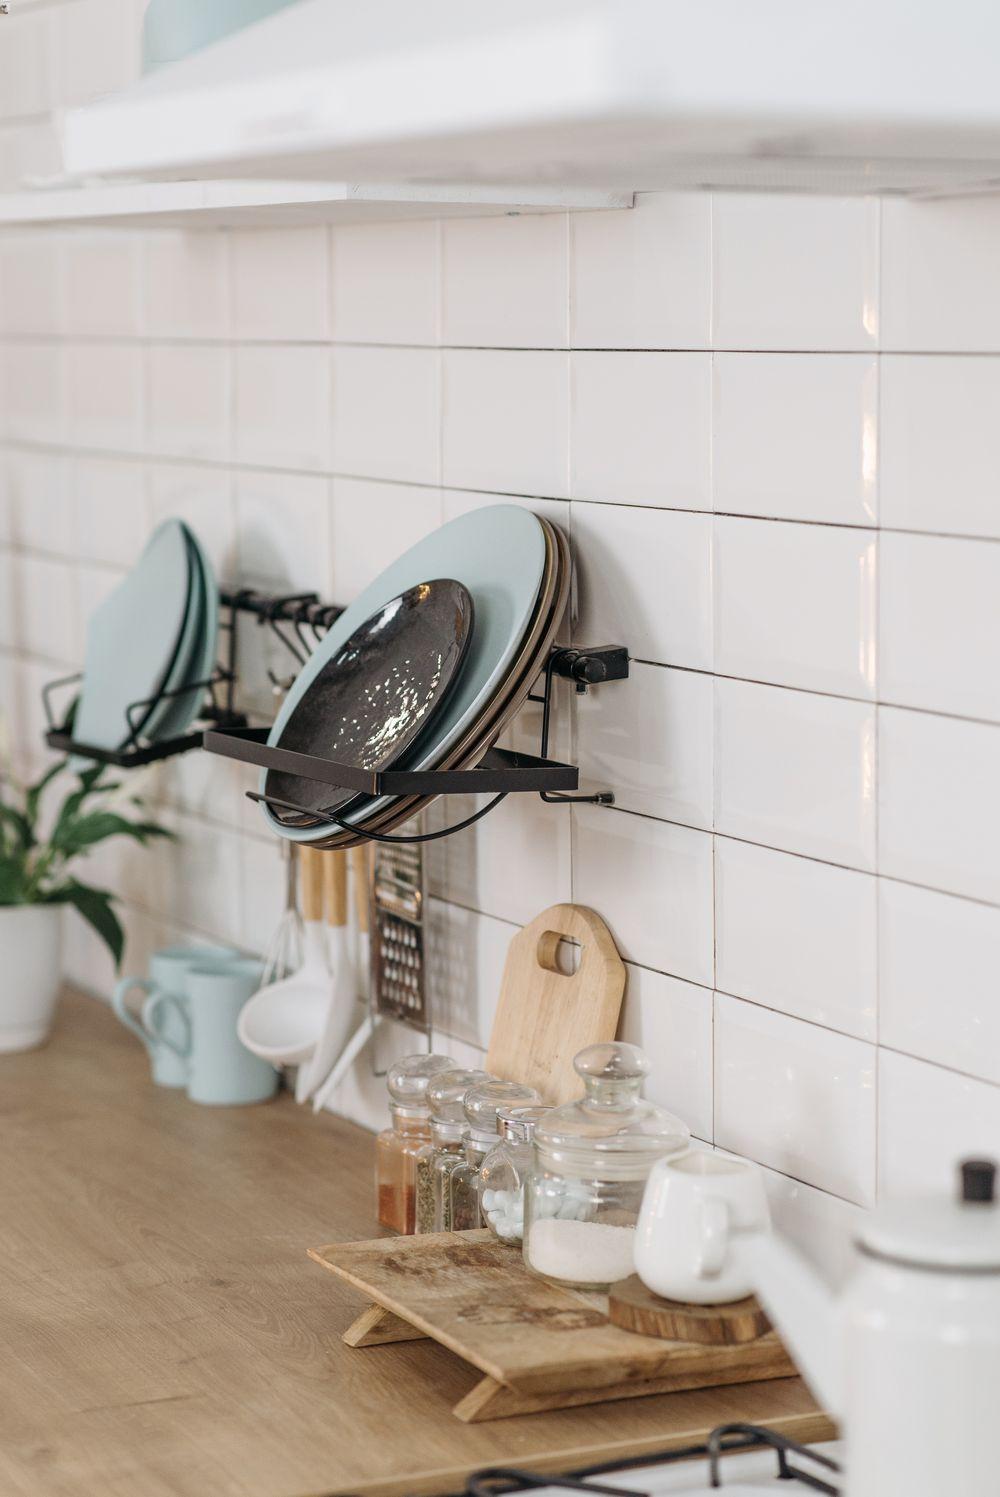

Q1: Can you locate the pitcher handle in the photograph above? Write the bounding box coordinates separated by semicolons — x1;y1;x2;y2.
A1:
111;977;156;1052
143;990;191;1061
697;1196;731;1278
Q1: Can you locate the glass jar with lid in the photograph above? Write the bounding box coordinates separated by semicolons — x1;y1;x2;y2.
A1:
479;1104;552;1244
414;1067;491;1234
449;1080;541;1232
375;1053;455;1234
523;1042;690;1289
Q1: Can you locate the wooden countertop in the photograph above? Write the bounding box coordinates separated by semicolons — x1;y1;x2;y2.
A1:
0;990;829;1497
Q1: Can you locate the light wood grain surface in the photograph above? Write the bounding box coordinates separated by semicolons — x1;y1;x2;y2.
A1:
0;991;832;1497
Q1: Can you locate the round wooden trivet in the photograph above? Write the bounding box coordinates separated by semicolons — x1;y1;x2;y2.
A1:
607;1275;772;1346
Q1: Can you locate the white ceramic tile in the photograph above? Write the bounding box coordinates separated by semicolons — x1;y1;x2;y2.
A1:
427;785;571;929
147;345;229;462
882;196;1000;352
238;833;293;959
440;488;568;533
0;235;60;337
5;450;72;554
426;899;515;1051
878;1049;1000;1198
572;501;712;670
66;343;143;452
142;232;229;341
716;838;877;1040
880;879;1000;1086
572;805;713;987
50;0;143;109
570;352;711;510
618;964;713;1142
0;552;14;650
879;706;1000;903
441;349;568;499
713;194;879;351
441;213;567;349
9;553;75;662
59;231;142;338
235;471;332;594
570;191;712;350
880;356;1000;539
329;478;442;604
73;562;123;653
880;531;1000;721
146;464;236;576
713;353;878;525
234;345;330;471
0;8;51;119
2;342;65;445
72;459;149;568
332;345;438;485
147;809;243;948
232;226;329;342
576;662;712;827
330;219;438;345
715;992;876;1205
715;678;876;870
759;1165;862;1288
714;516;877;698
157;733;252;837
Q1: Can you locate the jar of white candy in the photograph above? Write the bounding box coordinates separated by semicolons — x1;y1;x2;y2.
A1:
523;1043;690;1290
479;1104;551;1243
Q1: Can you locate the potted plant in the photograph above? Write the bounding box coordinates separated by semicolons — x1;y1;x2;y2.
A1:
0;757;172;1053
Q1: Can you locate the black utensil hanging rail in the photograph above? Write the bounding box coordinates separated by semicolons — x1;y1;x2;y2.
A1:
40;585;628;841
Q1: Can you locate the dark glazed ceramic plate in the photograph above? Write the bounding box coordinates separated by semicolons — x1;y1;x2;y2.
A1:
265;579;474;823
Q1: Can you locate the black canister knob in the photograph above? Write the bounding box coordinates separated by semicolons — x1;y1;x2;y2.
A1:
960;1158;997;1204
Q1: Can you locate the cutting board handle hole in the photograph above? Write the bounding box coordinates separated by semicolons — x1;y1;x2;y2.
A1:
536;933;582;977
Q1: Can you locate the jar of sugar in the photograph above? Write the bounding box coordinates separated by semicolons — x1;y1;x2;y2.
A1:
479;1104;552;1243
522;1043;690;1290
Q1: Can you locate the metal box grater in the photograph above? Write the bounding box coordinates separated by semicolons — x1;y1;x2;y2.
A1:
369;815;429;1035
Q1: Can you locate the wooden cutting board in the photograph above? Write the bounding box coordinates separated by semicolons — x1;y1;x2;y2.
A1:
309;1230;800;1423
484;904;626;1104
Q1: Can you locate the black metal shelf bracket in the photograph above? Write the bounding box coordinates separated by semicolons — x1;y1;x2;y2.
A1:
39;579;629;844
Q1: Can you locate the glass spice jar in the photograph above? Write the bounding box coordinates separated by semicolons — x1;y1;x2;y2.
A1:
375;1053;455;1234
479;1104;552;1244
523;1042;690;1289
413;1067;491;1234
449;1080;541;1232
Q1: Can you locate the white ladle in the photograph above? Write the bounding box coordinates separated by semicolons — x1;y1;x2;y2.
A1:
299;852;358;1101
237;846;329;1095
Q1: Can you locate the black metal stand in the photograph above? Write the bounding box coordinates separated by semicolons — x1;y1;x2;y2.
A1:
40;582;629;843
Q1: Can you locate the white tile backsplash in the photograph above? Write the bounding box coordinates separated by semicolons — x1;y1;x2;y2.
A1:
714;516;877;698
3;86;999;1245
716;837;877;1040
713;354;878;525
715;991;876;1205
570;352;711;510
714;677;877;869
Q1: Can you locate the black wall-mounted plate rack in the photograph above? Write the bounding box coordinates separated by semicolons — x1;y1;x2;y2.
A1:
40;584;629;843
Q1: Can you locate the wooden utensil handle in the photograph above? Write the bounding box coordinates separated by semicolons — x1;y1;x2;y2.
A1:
299;847;325;922
350;845;370;935
324;851;348;929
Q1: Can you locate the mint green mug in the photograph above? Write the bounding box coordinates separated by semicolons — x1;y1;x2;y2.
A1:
112;944;240;1087
146;958;277;1107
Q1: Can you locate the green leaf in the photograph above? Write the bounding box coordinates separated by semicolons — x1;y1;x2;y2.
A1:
51;811;173;857
23;758;67;828
0;855;28;905
59;881;124;968
0;800;34;852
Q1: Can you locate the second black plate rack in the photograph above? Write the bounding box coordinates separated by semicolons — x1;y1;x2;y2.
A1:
42;585;629;846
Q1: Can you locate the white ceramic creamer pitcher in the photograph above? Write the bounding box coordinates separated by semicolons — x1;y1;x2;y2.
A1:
740;1158;1000;1497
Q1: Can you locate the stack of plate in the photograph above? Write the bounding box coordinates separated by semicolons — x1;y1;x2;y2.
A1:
260;505;570;847
72;519;219;763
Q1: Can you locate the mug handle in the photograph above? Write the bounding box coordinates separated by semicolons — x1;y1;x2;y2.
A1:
111;977;156;1052
143;990;191;1060
696;1196;730;1278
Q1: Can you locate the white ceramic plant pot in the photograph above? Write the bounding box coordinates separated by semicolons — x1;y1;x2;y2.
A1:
0;905;63;1052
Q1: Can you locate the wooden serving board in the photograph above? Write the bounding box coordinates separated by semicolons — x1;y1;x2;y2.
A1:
485;904;626;1104
608;1275;772;1346
308;1230;799;1423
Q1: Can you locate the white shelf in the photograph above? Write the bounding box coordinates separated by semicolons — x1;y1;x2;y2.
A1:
0;179;630;231
59;0;1000;199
